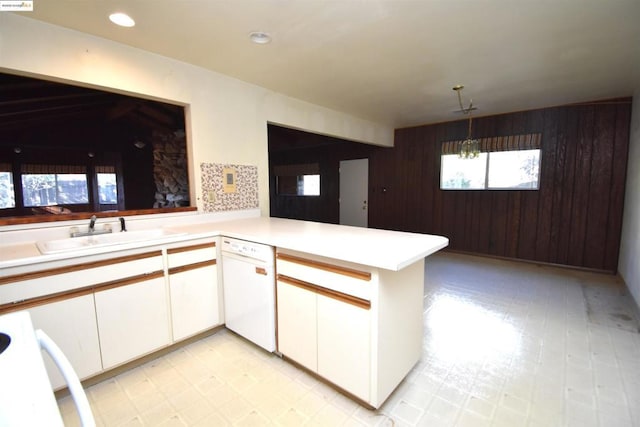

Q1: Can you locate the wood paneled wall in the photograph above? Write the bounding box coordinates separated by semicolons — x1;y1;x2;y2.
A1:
369;99;632;272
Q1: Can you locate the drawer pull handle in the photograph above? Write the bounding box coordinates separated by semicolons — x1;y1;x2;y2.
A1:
255;267;267;276
277;274;370;310
276;253;371;281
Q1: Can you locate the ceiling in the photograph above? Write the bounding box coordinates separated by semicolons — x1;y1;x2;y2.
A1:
0;73;184;151
14;1;640;128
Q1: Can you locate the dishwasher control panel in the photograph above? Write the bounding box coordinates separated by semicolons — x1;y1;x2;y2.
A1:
221;237;274;264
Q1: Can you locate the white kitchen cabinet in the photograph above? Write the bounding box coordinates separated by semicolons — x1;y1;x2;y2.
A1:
276;249;424;408
95;275;170;369
167;241;220;341
317;293;370;400
276;253;372;402
276;280;317;371
0;240;223;385
276;278;370;401
28;294;102;390
0;251;164;305
0;249;165;384
169;265;219;341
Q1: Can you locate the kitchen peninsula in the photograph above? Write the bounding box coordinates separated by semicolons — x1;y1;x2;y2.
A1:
0;215;448;409
179;216;447;271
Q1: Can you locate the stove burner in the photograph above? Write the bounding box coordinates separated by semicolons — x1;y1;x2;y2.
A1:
0;332;10;355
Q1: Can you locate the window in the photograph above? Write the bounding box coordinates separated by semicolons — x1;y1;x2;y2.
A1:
487;150;540;189
97;173;118;204
96;166;118;204
274;163;321;196
441;153;488;190
298;174;320;196
20;164;88;207
0;162;124;216
22;173;88;206
276;174;321;196
0;163;15;209
440;134;542;190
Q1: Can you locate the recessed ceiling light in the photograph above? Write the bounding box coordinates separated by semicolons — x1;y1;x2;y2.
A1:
109;12;135;27
249;31;271;44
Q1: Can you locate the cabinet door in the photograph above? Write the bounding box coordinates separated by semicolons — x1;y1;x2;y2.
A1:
317;294;370;401
28;294;102;390
95;276;170;369
169;264;220;341
276;280;317;371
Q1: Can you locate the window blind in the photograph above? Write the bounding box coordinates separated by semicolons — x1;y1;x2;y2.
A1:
21;164;87;174
95;165;116;173
441;133;542;155
273;163;320;176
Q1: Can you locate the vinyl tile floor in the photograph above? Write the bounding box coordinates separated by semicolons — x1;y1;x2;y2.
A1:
58;252;640;426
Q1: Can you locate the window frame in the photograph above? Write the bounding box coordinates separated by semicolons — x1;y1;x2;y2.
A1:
21;172;90;207
0;169;16;209
440;133;542;191
0;163;122;214
273;163;322;197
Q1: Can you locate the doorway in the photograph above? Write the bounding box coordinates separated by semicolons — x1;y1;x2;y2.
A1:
339;158;369;227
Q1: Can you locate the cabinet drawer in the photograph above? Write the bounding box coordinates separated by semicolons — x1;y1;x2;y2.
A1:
276;251;372;301
0;251;163;305
167;241;216;269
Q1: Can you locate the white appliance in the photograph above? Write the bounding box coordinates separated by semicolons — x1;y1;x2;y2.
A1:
221;237;276;352
0;311;95;427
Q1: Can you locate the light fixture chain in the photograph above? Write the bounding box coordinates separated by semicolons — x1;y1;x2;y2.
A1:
455;86;474;115
452;84;479;159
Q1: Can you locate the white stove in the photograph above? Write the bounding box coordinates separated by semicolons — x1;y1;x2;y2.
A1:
0;311;95;426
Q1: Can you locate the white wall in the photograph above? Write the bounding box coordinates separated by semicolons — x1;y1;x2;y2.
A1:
0;14;394;217
619;90;640;309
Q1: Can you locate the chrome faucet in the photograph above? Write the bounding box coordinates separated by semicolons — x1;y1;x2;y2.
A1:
70;214;112;238
88;215;97;233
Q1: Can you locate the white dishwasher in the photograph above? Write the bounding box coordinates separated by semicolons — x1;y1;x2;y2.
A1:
221;237;276;352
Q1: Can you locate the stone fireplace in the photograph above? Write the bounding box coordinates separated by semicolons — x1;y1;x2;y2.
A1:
152;130;189;208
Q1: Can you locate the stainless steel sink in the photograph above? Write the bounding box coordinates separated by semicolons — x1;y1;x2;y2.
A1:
36;229;186;254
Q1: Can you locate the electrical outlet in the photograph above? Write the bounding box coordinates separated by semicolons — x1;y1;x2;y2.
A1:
207;190;216;202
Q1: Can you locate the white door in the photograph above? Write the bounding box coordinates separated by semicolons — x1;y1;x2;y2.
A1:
276;280;318;371
169;264;220;341
339;158;369;227
95;277;170;369
29;295;102;390
317;293;370;401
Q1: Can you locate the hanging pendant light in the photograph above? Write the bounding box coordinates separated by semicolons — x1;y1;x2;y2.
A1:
453;85;480;159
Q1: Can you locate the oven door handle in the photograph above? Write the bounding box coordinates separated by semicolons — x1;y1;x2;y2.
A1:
36;330;96;427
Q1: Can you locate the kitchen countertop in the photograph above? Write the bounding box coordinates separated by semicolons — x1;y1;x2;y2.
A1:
0;217;448;271
185;217;449;271
0;230;218;270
